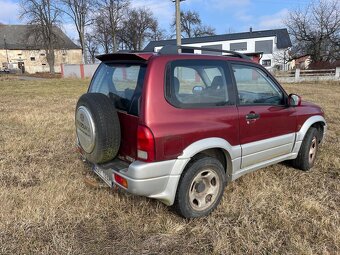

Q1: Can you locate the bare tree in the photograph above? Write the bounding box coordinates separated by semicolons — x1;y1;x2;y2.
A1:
149;20;167;41
171;10;215;38
20;0;62;73
84;33;99;63
179;10;200;38
118;7;158;51
194;25;215;37
96;0;129;52
272;49;293;70
285;0;340;63
60;0;93;63
93;14;112;54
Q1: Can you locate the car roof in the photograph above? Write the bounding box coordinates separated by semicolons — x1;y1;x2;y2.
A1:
96;45;254;63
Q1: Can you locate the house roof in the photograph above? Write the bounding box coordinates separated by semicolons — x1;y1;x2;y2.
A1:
0;24;80;50
144;28;292;51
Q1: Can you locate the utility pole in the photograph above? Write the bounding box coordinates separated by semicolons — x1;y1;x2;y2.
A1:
4;36;9;65
173;0;184;52
283;50;286;71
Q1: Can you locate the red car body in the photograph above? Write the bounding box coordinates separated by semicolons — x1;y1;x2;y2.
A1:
78;49;326;216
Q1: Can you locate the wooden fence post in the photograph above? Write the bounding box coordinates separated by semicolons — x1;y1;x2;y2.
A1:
295;68;300;82
80;64;85;79
60;64;64;78
335;67;340;79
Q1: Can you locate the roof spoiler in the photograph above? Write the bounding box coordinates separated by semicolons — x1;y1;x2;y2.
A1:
96;52;150;62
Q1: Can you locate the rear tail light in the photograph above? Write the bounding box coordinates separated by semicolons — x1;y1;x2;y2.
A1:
137;125;155;162
114;174;128;188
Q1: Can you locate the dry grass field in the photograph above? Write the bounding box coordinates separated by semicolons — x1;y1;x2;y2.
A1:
0;76;339;254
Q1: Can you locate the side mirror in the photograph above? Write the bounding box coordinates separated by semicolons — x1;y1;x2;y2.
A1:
192;86;204;95
288;93;302;107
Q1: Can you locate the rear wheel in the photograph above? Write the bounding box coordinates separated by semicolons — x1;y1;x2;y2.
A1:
174;156;226;218
291;127;319;171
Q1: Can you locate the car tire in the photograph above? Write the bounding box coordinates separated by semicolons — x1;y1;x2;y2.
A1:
291;127;319;171
174;156;226;218
75;93;121;164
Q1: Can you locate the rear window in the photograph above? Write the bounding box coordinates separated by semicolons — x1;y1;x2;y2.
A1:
89;62;146;115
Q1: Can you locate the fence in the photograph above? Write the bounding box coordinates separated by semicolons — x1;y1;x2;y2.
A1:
61;64;99;78
275;67;340;83
62;64;340;83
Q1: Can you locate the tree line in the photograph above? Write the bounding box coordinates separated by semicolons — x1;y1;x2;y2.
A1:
19;0;339;73
19;0;215;70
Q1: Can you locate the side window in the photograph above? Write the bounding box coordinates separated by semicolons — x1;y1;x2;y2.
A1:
232;64;284;105
174;66;205;94
167;60;231;107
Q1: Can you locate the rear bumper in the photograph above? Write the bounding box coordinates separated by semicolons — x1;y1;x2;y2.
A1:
93;158;189;206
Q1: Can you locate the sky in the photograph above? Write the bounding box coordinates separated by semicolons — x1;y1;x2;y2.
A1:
0;0;313;41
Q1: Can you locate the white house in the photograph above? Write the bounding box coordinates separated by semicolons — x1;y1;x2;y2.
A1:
144;28;292;70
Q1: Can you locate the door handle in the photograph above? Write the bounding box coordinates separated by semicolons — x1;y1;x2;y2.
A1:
246;112;260;120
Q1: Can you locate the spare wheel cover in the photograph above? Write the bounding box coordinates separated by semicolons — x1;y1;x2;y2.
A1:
76;105;96;153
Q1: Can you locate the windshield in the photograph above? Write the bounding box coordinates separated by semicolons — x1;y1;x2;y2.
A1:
89;62;146;114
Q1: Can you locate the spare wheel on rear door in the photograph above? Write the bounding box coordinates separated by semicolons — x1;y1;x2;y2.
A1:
75;93;121;164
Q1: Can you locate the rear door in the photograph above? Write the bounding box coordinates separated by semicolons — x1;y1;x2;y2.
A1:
231;63;296;168
88;61;147;161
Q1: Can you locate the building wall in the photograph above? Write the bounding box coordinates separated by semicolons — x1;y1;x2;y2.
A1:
62;63;99;78
154;36;287;69
0;48;82;73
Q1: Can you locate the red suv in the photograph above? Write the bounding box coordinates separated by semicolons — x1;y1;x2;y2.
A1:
75;46;326;218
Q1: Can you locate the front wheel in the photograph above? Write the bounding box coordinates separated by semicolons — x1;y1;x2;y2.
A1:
174;156;226;218
291;127;319;171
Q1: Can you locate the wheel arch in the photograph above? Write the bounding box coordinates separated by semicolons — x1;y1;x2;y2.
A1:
176;137;241;181
311;121;326;143
296;115;326;142
293;115;326;155
192;148;232;181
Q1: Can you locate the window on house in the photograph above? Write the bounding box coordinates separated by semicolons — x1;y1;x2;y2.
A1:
255;40;273;54
18;53;22;56
40;53;45;56
230;42;247;51
182;48;194;53
201;44;223;55
262;59;271;66
30;57;36;61
42;63;46;66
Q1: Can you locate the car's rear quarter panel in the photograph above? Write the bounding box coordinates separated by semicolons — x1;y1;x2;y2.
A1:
140;55;242;162
117;111;139;160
